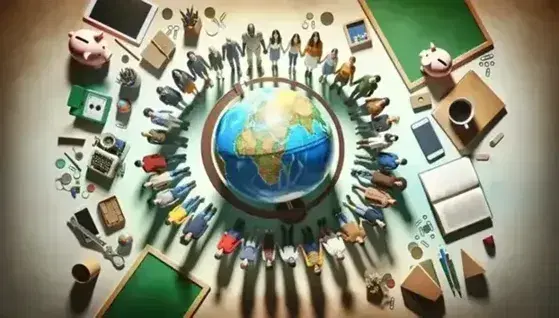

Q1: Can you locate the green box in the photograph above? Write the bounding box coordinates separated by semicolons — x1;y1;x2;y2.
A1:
66;85;112;125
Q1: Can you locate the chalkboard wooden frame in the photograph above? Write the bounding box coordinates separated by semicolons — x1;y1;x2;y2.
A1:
96;245;210;318
357;0;493;92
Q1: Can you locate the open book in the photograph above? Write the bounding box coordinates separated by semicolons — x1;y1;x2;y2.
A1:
419;157;492;236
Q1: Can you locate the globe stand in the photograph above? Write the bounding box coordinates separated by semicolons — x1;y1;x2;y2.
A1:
276;199;307;224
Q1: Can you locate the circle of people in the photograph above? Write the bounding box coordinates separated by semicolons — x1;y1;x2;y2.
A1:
133;23;409;275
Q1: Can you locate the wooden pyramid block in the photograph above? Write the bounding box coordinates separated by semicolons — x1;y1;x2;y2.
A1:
461;249;485;279
401;264;442;301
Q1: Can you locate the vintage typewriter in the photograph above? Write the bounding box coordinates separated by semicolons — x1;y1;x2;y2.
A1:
87;133;130;179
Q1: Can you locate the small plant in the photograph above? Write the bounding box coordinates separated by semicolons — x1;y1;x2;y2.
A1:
116;68;137;87
180;6;199;28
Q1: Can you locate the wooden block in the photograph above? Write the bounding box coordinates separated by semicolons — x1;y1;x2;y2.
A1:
432;71;506;155
98;196;125;231
410;92;432;111
401;265;442;301
141;31;175;70
461;249;485;279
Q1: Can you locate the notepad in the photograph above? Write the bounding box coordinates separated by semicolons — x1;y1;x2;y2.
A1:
419;157;492;236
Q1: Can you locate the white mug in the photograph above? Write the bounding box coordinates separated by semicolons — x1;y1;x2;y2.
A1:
449;98;475;129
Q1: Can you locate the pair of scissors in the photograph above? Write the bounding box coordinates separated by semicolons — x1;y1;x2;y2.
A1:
166;24;180;40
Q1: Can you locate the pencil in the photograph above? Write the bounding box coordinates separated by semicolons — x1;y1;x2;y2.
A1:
438;248;455;296
446;254;462;298
114;38;140;61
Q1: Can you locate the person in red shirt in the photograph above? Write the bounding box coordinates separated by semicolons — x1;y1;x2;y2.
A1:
134;153;186;173
215;218;245;259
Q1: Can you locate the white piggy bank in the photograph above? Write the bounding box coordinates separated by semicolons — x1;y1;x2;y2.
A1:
419;42;452;78
68;29;112;68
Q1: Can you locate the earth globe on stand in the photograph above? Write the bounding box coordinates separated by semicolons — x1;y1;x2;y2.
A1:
214;87;334;204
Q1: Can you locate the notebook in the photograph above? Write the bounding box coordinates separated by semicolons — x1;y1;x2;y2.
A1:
419;157;492;236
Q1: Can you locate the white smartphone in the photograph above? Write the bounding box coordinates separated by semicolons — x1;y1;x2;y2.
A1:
83;0;158;46
411;117;445;163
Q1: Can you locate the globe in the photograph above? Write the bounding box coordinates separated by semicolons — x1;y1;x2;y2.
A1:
214;87;333;204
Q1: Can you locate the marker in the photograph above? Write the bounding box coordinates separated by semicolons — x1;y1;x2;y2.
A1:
439;247;455;296
446;254;462;298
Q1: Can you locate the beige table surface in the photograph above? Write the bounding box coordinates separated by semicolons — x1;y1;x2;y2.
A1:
1;0;559;317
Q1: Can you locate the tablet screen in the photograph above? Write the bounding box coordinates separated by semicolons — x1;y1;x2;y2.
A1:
88;0;153;39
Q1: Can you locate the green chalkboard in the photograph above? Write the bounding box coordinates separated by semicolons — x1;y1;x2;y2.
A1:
96;246;210;318
358;0;493;91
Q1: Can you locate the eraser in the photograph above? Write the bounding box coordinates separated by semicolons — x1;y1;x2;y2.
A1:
475;153;490;161
490;133;504;147
410;92;432;111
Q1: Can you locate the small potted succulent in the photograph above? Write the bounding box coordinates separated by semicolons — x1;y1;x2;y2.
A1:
117;67;141;101
181;6;201;45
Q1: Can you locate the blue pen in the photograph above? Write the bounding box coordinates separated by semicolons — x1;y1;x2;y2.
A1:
439;247;455;296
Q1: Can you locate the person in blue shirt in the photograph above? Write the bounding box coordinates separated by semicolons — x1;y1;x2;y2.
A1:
376;152;407;172
152;180;196;208
182;203;217;243
240;231;261;270
143;108;189;130
344;196;386;229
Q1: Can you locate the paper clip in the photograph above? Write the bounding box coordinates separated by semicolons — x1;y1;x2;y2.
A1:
480;53;494;61
485;68;491;77
420;240;430;248
389;297;395;310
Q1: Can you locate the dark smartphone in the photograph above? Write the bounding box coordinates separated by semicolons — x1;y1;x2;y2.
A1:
74;208;99;242
411;117;445;163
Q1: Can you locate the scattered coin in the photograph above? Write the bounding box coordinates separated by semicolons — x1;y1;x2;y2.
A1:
306;12;314;20
204;7;216;19
320;11;334;26
121;55;129;64
162;7;173;20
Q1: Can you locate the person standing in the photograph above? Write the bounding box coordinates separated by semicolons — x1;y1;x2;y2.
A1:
284;33;303;76
330;56;356;95
345;75;381;105
187;51;213;87
240;232;260;270
344;199;386;229
267;30;284;77
349;97;391;121
222;37;243;76
171;69;199;97
142;108;189;130
352;184;397;208
376;152;408;172
356;133;399;151
299;226;324;275
141;129;189;147
181;204;217;243
134;153;186;173
242;23;267;77
279;225;299;267
302;31;323;79
319;48;339;84
334;210;367;244
317;217;346;261
351;169;408;191
355;115;400;134
261;230;276;268
156;86;188;110
215;219;245;259
208;46;224;81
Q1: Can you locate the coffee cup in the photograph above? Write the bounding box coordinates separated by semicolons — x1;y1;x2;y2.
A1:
72;258;100;283
449;98;475;129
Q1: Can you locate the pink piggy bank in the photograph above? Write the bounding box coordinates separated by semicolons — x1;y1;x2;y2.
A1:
419;42;452;78
68;29;112;68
